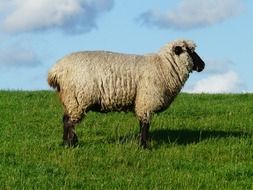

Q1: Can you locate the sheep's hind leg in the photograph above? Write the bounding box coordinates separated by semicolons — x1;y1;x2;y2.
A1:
139;120;150;148
62;114;78;147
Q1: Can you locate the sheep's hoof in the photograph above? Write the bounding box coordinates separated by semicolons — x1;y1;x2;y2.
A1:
140;141;148;149
63;134;78;147
139;137;148;149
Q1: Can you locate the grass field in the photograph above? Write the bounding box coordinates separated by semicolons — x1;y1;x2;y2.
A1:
0;91;253;189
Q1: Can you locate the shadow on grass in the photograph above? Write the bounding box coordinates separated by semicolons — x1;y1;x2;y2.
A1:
107;128;251;148
150;129;251;146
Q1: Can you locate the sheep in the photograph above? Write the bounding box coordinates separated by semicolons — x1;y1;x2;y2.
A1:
48;39;205;148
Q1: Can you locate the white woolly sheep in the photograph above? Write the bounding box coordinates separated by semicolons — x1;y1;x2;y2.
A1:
48;39;205;148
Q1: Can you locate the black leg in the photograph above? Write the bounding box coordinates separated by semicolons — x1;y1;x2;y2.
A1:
63;114;78;147
139;120;150;148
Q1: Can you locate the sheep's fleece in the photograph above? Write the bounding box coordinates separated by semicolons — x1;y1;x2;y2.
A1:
48;39;205;147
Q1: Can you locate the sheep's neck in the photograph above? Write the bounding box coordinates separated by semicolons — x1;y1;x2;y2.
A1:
158;54;190;92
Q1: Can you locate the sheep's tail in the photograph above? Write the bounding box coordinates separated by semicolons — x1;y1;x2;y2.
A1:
48;67;60;91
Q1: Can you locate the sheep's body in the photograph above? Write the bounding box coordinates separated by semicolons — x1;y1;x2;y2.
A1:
48;40;205;147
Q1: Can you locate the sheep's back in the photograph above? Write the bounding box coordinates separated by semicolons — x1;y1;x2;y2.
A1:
58;51;145;111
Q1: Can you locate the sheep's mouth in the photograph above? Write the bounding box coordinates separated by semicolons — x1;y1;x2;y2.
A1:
190;51;205;72
193;62;205;72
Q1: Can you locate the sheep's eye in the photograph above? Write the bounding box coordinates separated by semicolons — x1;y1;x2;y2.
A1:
174;46;183;55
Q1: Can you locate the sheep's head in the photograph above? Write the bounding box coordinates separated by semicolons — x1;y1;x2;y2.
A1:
160;40;205;73
172;40;205;72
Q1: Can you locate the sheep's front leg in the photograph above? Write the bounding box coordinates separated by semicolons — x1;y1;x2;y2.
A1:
139;120;150;148
63;114;78;147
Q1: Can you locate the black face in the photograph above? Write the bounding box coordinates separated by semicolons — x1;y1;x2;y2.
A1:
186;48;205;72
174;46;205;72
190;52;205;72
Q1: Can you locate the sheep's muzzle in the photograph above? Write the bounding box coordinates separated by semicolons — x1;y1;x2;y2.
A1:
191;51;205;72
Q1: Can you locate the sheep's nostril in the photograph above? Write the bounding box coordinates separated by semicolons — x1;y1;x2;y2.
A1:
197;64;205;72
197;67;203;72
193;62;205;72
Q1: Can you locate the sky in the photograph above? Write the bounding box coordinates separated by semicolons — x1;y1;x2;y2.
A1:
0;0;253;93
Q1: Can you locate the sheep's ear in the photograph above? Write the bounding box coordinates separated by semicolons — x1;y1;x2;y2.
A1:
174;46;183;55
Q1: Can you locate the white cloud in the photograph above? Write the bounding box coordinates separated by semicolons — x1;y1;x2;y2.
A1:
184;59;247;93
186;71;245;93
0;45;41;68
1;0;113;34
138;0;244;30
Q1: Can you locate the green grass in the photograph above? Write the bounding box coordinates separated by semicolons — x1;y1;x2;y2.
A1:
0;91;253;189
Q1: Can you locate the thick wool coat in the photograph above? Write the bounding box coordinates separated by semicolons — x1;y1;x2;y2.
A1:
48;40;196;122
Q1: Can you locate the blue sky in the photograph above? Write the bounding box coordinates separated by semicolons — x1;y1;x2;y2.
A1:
0;0;252;93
